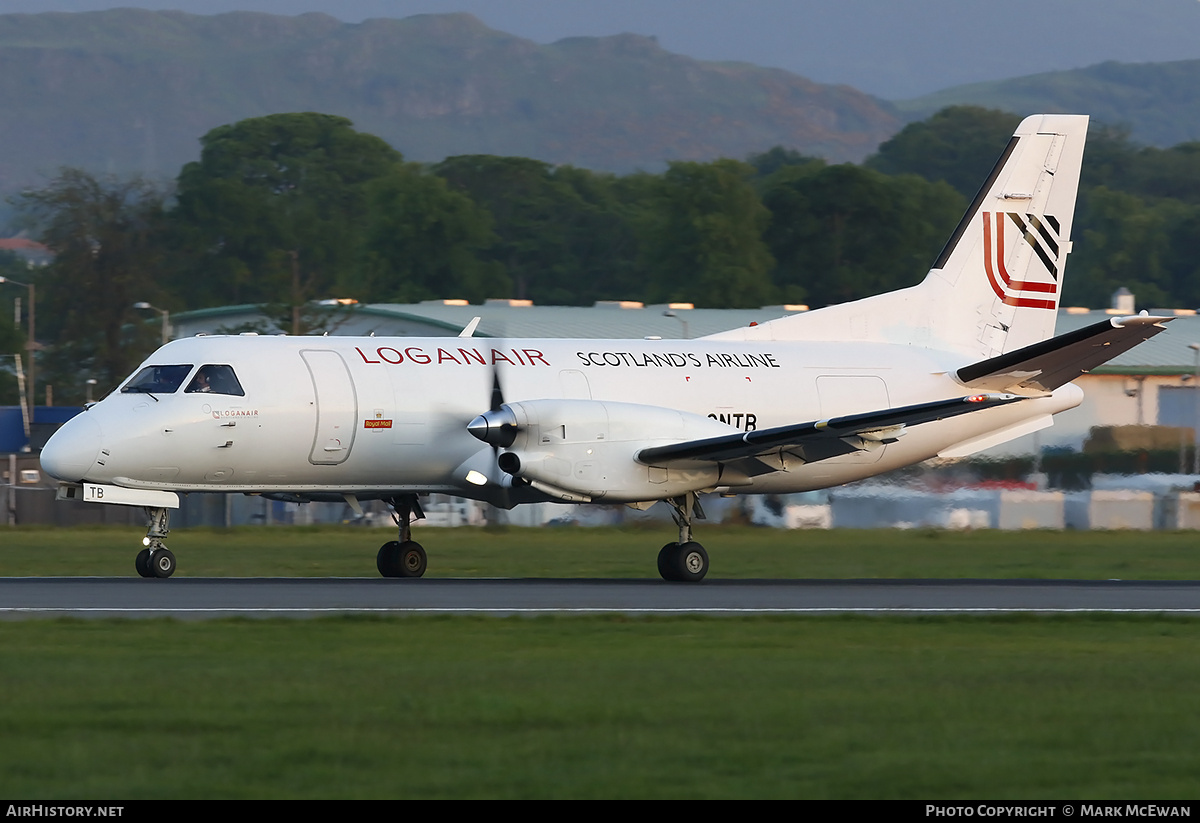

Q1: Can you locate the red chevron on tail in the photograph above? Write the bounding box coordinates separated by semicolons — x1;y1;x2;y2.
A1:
982;211;1059;311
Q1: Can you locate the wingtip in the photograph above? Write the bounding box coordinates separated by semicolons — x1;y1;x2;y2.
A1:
1110;314;1175;329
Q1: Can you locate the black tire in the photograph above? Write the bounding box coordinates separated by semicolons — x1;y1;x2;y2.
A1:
397;541;427;578
135;548;152;578
657;542;681;581
676;541;709;583
149;548;176;579
377;541;401;577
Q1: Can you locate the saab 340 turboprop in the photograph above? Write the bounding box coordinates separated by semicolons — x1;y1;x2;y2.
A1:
40;114;1169;581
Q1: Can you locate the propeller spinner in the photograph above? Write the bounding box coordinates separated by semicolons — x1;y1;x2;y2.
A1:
467;407;518;448
467;362;518;449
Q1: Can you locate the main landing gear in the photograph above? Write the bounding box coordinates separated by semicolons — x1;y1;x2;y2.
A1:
377;494;428;578
135;506;176;578
657;491;710;582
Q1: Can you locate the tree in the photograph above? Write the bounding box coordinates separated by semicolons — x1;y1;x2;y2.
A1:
636;159;776;308
745;146;825;180
865;106;1022;197
357;164;504;304
1121;142;1200;205
14;169;168;401
761;163;964;307
1078;123;1141;193
433;156;643;305
1066;186;1175;309
548;165;646;305
171;113;405;325
1160;203;1200;307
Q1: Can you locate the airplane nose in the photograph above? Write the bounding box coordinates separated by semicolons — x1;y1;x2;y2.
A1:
40;412;104;482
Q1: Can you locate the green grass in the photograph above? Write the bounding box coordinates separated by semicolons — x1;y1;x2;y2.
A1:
2;615;1199;799
3;524;1200;579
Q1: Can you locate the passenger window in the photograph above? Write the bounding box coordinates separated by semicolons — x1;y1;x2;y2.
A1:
122;364;193;394
186;364;245;396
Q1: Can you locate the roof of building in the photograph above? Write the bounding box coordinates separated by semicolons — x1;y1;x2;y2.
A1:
172;301;811;342
1057;309;1199;375
0;237;47;252
0;237;53;265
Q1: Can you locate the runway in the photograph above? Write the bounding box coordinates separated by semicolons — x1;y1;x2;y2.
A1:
3;577;1200;618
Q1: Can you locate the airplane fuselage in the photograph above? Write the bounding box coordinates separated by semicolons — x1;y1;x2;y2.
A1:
43;333;1080;504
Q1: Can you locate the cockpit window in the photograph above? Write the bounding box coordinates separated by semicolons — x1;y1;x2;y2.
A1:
185;364;245;396
121;364;193;394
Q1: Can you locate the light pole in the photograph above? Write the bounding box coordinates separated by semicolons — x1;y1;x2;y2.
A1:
662;309;689;340
0;276;34;425
133;301;170;345
1190;343;1200;474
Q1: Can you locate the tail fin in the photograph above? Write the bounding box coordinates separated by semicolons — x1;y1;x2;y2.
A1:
923;113;1087;354
707;114;1088;356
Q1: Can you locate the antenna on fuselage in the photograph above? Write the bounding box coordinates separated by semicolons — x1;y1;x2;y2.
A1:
459;316;482;338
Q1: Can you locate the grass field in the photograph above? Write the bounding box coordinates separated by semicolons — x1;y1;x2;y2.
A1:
2;615;1199;799
4;523;1200;579
3;525;1200;798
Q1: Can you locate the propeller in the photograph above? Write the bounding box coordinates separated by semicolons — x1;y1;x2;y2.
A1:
462;335;525;506
466;371;518;448
459;313;515;449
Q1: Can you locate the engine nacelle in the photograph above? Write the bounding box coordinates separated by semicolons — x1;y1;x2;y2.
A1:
484;399;735;502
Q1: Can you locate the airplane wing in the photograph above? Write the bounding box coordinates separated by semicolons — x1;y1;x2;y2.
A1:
635;393;1023;468
957;315;1172;394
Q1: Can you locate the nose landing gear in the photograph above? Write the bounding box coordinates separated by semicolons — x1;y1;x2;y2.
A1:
135;506;175;578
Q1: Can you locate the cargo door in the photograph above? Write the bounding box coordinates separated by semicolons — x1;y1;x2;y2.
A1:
302;350;358;465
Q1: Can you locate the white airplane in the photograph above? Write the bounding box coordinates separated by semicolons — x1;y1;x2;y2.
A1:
41;114;1168;581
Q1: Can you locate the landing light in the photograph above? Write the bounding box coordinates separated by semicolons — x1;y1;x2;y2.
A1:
142;537;151;546
465;470;488;486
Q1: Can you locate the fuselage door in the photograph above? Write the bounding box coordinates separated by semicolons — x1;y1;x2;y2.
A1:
302;350;358;465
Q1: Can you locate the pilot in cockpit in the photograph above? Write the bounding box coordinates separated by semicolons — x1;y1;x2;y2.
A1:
186;367;214;393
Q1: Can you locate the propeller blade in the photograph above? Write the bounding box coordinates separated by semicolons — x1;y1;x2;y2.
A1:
490;369;504;412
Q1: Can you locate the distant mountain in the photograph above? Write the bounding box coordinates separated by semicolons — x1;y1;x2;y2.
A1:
0;8;900;201
757;0;1200;100
894;60;1200;148
11;1;1200;100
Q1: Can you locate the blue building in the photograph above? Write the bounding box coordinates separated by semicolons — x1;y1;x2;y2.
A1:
0;405;83;454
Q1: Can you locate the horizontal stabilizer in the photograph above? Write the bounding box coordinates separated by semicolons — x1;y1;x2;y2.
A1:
636;393;1022;466
957;315;1172;394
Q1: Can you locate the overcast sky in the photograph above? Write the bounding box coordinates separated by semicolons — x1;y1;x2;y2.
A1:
2;1;1199;98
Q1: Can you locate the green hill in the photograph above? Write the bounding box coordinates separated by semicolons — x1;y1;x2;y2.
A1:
0;8;900;201
895;60;1200;147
